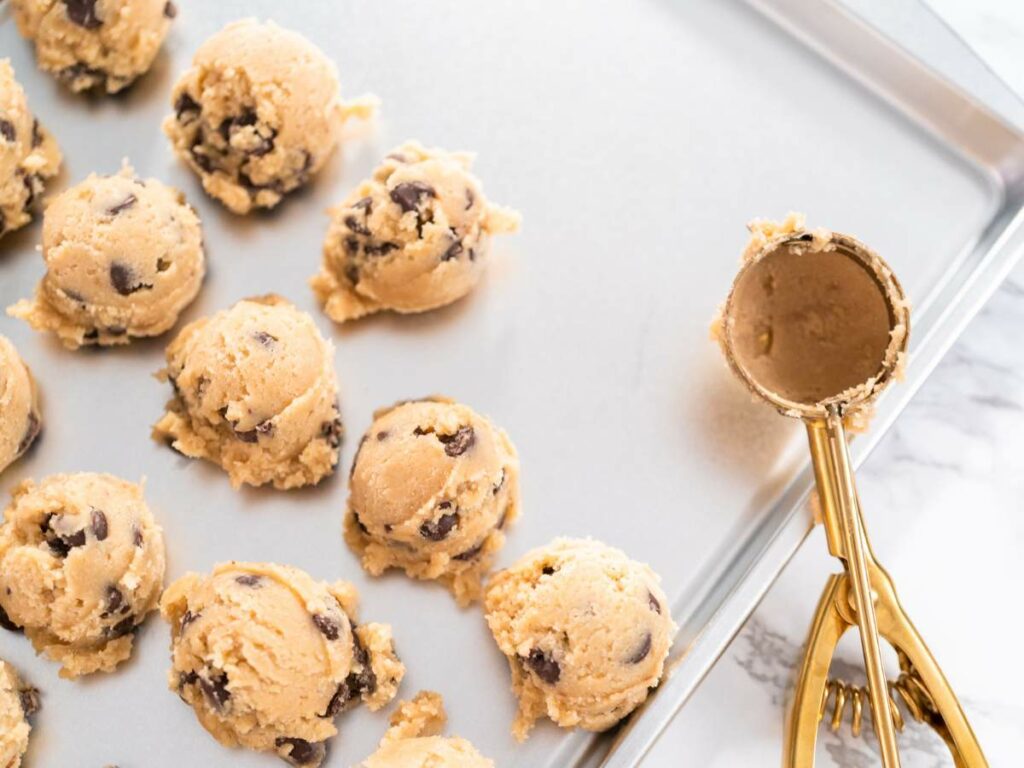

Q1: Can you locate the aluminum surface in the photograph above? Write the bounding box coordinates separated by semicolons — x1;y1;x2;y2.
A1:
0;1;1021;767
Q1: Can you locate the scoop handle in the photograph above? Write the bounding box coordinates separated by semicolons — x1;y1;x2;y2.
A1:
805;412;901;768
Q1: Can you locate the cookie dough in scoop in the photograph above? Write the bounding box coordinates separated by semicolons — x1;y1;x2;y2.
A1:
345;397;520;606
312;141;519;322
161;562;404;767
10;0;175;93
358;691;494;768
165;19;374;214
8;164;205;348
0;473;166;678
485;538;675;740
0;335;42;476
0;58;62;239
0;659;39;768
152;295;343;490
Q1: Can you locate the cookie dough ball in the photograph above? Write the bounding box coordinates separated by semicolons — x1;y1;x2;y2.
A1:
0;336;42;476
152;295;342;490
161;562;404;767
164;19;374;215
10;0;174;93
0;473;166;678
484;538;675;740
359;692;494;768
0;59;62;239
312;142;520;323
345;397;519;606
0;660;39;768
7;164;205;348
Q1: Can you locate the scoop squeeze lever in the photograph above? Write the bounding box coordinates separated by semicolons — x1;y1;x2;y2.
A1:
718;224;986;768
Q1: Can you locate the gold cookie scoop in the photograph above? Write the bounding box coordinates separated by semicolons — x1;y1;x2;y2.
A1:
717;219;986;768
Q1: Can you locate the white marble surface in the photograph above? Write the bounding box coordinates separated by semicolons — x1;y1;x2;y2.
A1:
645;2;1024;765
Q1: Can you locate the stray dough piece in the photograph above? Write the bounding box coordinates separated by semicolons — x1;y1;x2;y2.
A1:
345;397;520;606
8;164;205;348
164;19;374;214
10;0;175;93
0;473;166;678
161;562;404;767
0;335;42;476
359;691;494;768
152;294;343;490
484;538;676;740
0;660;39;768
311;141;520;322
0;58;62;239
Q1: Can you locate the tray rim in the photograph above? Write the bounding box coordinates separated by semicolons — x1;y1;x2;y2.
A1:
596;1;1024;766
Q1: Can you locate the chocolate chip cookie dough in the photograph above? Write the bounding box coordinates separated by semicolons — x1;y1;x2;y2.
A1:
0;59;62;240
8;164;205;349
345;397;520;606
161;562;404;768
0;336;42;476
0;473;166;678
0;660;39;768
10;0;175;93
484;538;675;740
312;142;520;322
165;19;374;214
152;295;343;490
358;692;494;768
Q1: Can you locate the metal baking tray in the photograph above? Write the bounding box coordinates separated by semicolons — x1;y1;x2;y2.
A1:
1;1;1022;766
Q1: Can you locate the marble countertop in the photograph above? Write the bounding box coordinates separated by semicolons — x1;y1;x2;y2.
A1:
645;2;1024;765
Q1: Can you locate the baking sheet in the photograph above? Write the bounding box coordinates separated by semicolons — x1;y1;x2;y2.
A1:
1;1;1021;767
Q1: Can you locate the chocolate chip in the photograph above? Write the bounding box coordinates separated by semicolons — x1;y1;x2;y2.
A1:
234;428;258;444
343;236;359;255
109;262;153;296
156;257;171;272
175;93;201;121
389;181;435;213
41;514;86;558
321;683;349;718
178;669;199;691
525;648;560;684
22;172;42;209
0;120;14;143
465;187;475;210
468;248;477;261
437;426;475;457
352;196;372;213
312;614;340;641
375;430;389;441
91;509;108;541
255;420;275;437
57;63;106;89
103;585;124;616
106;194;137;216
200;669;230;712
454;541;485;561
343;215;370;235
419;511;458;541
31;119;42;148
541;565;556;575
18;687;40;717
17;412;40;457
163;1;177;18
321;417;343;450
321;633;377;718
132;525;144;547
63;0;102;29
627;632;653;664
179;609;200;632
0;603;21;631
104;614;135;639
275;738;325;767
363;241;398;257
648;591;662;614
442;238;464;261
235;574;262;587
252;330;277;348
